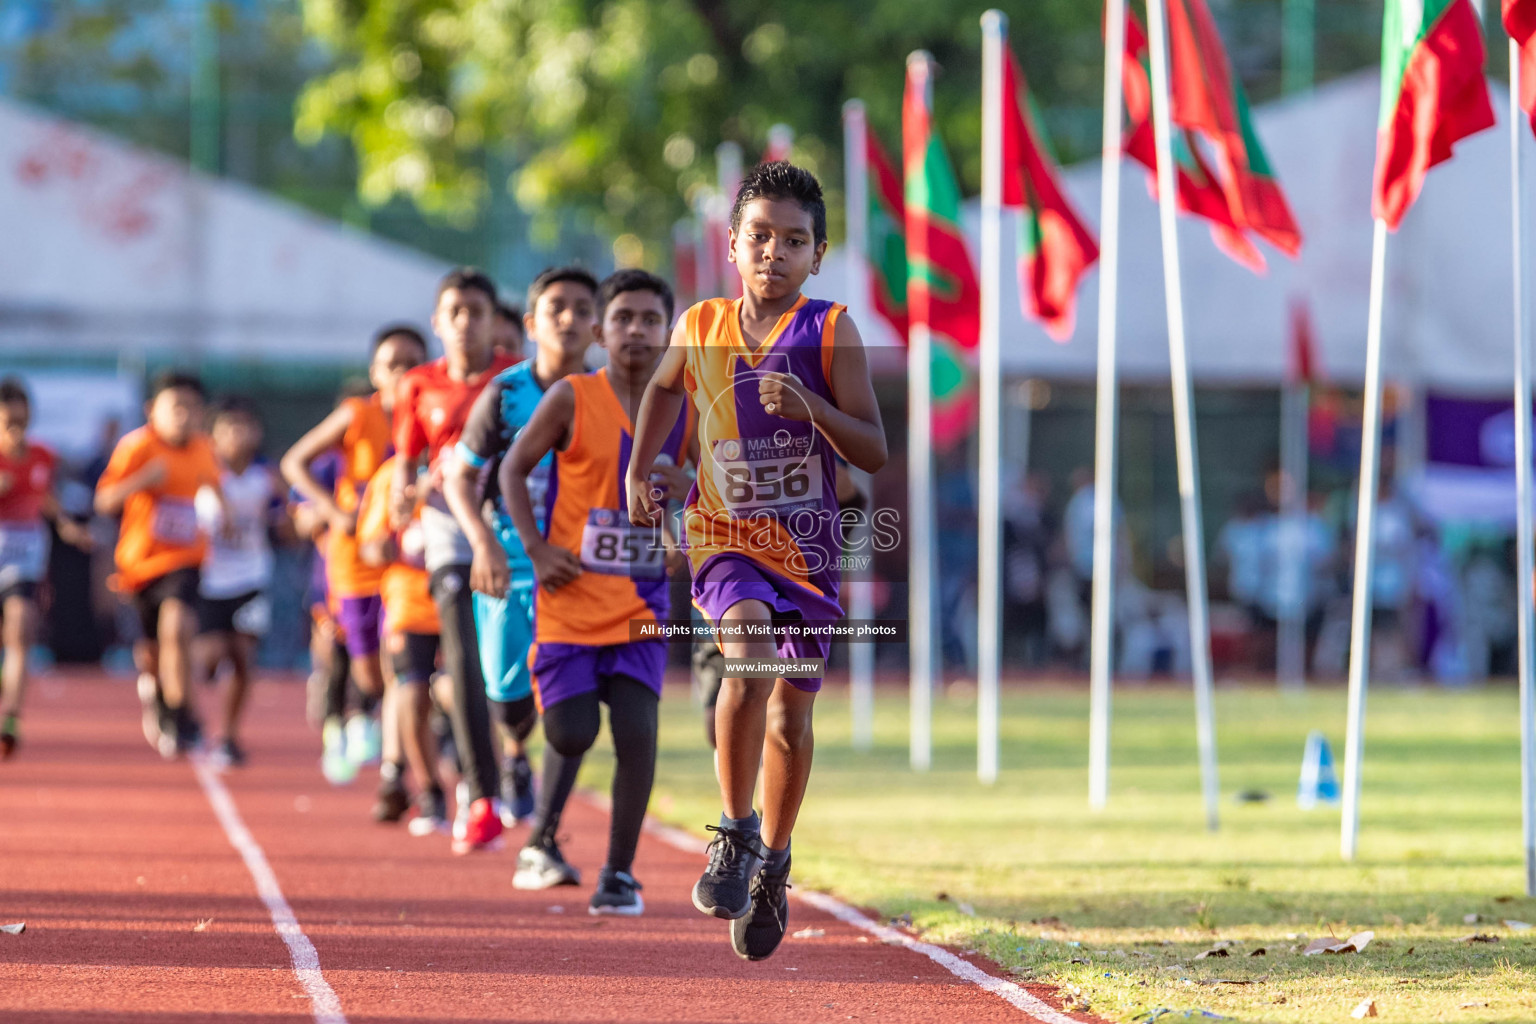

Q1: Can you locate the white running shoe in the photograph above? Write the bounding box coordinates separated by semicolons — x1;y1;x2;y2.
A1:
344;713;381;767
321;718;358;785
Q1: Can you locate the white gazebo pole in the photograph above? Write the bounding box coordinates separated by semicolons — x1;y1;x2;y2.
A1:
1089;0;1127;811
1145;0;1221;831
1278;341;1311;692
977;10;1008;785
843;99;877;753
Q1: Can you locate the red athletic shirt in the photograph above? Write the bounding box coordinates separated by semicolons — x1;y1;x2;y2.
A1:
393;354;519;469
0;442;56;524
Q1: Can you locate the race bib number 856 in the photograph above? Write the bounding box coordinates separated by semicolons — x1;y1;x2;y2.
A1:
711;436;823;518
579;509;665;578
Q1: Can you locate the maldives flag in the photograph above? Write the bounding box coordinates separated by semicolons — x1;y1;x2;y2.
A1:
904;59;982;450
1288;295;1320;387
1000;46;1099;341
1115;2;1301;270
865;129;910;341
672;220;699;309
1504;0;1536;135
1373;0;1495;229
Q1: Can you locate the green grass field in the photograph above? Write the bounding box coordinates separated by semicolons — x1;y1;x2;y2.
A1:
577;681;1536;1023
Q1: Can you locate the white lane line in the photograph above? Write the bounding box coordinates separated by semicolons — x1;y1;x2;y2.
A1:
192;758;348;1024
636;808;1081;1024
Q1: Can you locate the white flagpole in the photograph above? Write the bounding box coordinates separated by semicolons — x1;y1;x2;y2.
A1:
907;52;938;772
1278;366;1310;691
767;123;796;163
1510;38;1536;897
717;141;744;298
1340;217;1389;861
1145;0;1220;831
977;10;1007;786
1089;0;1127;811
843;99;877;753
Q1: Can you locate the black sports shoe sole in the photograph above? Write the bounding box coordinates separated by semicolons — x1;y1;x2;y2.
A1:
691;881;752;920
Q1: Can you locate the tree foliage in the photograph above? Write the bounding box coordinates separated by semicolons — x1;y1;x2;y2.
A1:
294;0;1102;263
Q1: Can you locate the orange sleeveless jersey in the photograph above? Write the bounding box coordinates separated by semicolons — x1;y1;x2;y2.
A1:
680;296;842;595
95;426;222;592
535;368;691;646
327;394;391;599
354;457;438;636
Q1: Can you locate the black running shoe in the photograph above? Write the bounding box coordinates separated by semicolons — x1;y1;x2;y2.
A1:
589;867;644;916
731;856;792;961
372;775;411;823
211;737;246;769
692;825;766;920
499;754;536;827
174;709;204;757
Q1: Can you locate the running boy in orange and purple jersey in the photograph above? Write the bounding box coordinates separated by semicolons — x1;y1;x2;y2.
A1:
355;454;451;837
0;377;92;759
391;267;519;854
283;326;426;793
503;269;694;913
95;371;229;759
627;163;887;959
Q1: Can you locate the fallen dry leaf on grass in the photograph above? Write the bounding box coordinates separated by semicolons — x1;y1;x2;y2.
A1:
1459;1002;1489;1009
1194;948;1230;959
1303;931;1374;955
1351;998;1378;1018
1458;933;1500;943
0;923;23;936
1249;948;1267;957
1032;916;1065;927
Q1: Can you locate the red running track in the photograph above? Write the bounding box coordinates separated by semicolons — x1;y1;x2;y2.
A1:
0;670;1100;1024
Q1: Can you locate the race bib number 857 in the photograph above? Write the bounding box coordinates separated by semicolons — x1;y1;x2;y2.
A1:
579;509;665;578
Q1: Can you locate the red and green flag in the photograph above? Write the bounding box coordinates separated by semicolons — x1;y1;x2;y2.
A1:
864;129;910;342
1114;2;1301;270
903;58;982;451
1373;0;1495;229
1000;46;1099;341
1504;0;1536;136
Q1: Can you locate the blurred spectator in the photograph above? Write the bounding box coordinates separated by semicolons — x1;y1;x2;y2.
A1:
1003;472;1054;668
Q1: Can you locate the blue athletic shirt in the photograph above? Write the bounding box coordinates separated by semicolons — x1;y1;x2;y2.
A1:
454;360;551;586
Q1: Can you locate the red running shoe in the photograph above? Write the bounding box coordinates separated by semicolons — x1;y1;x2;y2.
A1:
451;797;505;855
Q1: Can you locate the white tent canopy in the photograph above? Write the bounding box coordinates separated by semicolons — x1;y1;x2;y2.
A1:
0;97;447;364
820;70;1517;390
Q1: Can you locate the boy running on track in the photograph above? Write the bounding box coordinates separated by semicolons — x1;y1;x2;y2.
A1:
503;268;695;914
391;267;520;854
283;327;426;790
445;266;600;830
194;397;288;768
356;453;450;836
95;371;230;759
627;163;887;959
0;377;92;759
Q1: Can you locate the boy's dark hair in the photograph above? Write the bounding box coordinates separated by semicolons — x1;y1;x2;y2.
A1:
435;266;498;305
372;322;428;354
730;161;827;246
526;266;600;315
0;376;30;410
211;394;260;425
599;269;675;324
495;301;525;325
149;370;206;402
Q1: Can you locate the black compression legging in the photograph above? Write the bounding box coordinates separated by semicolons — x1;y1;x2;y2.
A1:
492;695;538;742
531;676;658;875
430;566;499;804
323;637;351;721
